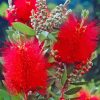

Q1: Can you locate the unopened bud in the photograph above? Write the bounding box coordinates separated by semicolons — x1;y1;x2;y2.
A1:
81;9;89;20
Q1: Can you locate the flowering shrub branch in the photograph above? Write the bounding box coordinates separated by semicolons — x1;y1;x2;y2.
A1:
0;0;99;100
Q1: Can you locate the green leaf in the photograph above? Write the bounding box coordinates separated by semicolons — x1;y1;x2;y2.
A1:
6;28;22;43
0;2;8;17
13;33;20;41
49;97;55;100
68;97;80;100
48;3;57;10
91;51;97;60
97;47;100;54
0;57;3;65
39;31;48;41
12;22;36;36
6;27;15;42
11;94;23;100
48;34;57;42
0;89;11;100
91;87;98;95
71;82;87;85
48;56;55;63
48;69;56;77
61;66;67;86
11;96;21;100
65;87;82;95
47;87;59;100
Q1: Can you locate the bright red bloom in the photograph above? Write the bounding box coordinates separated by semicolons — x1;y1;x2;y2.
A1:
77;90;90;100
53;14;98;65
7;0;36;24
60;97;65;100
3;40;49;94
91;96;100;100
77;89;100;100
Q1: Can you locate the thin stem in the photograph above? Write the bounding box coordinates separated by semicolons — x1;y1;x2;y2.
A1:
80;18;84;28
8;0;12;6
24;93;28;100
60;81;69;99
8;0;15;11
60;64;69;98
64;0;70;7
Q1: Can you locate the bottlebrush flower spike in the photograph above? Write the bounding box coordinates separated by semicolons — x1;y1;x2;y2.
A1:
77;89;90;100
3;39;49;95
7;0;36;24
91;96;100;100
77;89;100;100
53;14;98;66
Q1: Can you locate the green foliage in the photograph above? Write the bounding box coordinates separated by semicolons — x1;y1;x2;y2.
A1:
39;31;48;41
81;9;89;19
0;0;100;100
48;3;57;10
0;89;11;100
48;87;59;100
12;22;36;37
71;82;87;85
48;56;55;63
48;34;57;42
0;89;23;100
6;27;20;43
61;66;67;86
0;2;8;17
65;87;82;95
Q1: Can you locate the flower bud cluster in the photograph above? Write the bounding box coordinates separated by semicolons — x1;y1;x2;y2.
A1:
30;0;49;33
7;0;18;22
30;0;72;34
44;5;71;32
70;60;93;82
8;0;15;11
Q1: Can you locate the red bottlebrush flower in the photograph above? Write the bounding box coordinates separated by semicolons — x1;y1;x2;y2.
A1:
77;89;100;100
3;40;49;94
77;90;90;100
60;97;65;100
7;0;36;24
91;96;100;100
53;14;98;65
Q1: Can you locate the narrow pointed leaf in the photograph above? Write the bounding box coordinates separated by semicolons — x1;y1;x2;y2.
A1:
12;22;35;36
61;66;67;85
71;82;87;85
65;87;82;95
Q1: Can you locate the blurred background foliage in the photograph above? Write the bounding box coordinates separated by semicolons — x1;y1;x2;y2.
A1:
0;0;100;99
